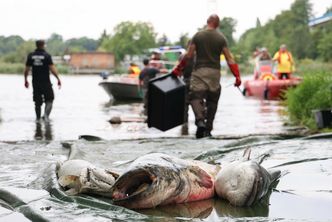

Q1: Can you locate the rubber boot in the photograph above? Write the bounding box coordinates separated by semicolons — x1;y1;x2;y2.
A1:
195;120;206;139
44;102;53;122
206;87;221;135
35;104;41;121
34;122;43;140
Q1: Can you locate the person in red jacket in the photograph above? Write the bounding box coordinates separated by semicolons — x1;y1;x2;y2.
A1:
172;14;241;138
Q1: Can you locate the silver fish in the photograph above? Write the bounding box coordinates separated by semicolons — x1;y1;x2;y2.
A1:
215;149;280;207
111;153;220;209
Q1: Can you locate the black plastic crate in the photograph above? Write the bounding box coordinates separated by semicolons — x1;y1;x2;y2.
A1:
313;109;332;128
147;74;185;131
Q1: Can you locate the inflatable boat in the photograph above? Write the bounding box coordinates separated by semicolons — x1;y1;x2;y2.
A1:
243;61;301;100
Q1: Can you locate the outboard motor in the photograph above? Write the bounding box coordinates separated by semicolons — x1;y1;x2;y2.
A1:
100;71;109;80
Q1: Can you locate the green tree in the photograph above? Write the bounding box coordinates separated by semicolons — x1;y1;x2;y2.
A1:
46;33;66;56
0;35;24;56
219;17;237;47
99;21;157;62
288;0;313;58
311;6;332;60
3;40;35;63
65;37;98;52
175;33;191;48
157;34;171;47
256;18;261;28
238;0;314;60
98;29;108;46
317;32;332;61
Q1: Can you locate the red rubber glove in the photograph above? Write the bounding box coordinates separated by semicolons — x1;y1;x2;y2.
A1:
228;63;242;87
24;80;29;88
171;58;187;77
57;79;62;89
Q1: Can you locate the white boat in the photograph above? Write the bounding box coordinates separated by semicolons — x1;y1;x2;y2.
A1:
99;46;185;101
99;75;143;101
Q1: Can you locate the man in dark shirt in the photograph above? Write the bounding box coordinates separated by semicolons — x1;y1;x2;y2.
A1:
24;40;61;121
139;58;160;116
172;14;241;138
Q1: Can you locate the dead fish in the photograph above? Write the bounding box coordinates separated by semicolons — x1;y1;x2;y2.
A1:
109;116;146;124
215;149;280;207
56;159;118;196
78;135;104;141
111;153;220;209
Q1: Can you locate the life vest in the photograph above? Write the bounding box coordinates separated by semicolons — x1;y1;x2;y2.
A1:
129;66;141;75
277;50;292;64
259;73;276;81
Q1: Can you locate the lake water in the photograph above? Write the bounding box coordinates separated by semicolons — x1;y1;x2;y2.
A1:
0;74;331;222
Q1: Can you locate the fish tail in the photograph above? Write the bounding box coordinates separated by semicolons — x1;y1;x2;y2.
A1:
267;169;281;182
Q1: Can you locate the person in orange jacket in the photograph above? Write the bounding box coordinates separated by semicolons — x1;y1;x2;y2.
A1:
128;63;141;76
272;44;295;79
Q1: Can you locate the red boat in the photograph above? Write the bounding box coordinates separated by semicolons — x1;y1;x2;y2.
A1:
243;61;301;100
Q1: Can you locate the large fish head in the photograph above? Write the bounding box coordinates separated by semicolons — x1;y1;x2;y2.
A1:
57;159;95;195
111;166;179;209
57;159;118;196
215;161;264;207
79;167;119;196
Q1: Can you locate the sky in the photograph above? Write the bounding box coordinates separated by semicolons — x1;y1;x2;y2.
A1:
1;0;331;41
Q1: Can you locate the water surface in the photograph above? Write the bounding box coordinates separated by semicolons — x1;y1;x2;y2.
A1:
0;74;331;221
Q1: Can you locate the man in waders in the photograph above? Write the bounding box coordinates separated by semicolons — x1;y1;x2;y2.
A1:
24;40;61;121
172;14;241;138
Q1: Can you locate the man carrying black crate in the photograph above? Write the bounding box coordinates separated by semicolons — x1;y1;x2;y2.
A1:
171;14;241;138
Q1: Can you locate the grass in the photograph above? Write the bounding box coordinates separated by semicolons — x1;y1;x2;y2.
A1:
0;61;69;74
285;70;332;130
295;59;332;74
55;64;70;74
0;62;25;74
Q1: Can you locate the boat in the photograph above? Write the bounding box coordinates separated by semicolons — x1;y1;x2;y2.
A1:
99;46;185;101
242;60;301;100
99;75;143;101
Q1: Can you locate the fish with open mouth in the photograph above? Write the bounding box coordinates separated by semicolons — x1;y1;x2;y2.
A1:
56;159;119;196
111;153;220;209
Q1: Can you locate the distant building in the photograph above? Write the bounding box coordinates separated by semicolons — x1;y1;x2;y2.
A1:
52;56;64;65
68;52;115;74
309;12;332;27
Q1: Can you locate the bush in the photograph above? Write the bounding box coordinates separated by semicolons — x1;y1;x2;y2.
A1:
113;66;127;74
285;71;332;129
0;62;24;74
0;60;70;74
55;64;69;74
295;59;332;74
